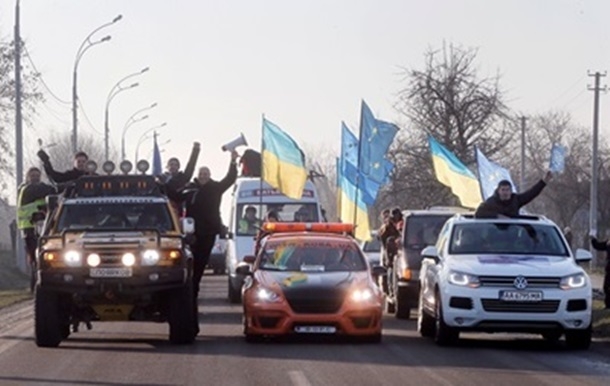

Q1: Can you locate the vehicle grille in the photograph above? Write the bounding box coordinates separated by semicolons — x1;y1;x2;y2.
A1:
285;288;345;314
479;276;561;289
481;299;560;313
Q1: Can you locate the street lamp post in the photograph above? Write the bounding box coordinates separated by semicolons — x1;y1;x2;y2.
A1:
72;14;122;153
104;67;149;161
134;122;167;162
121;103;157;160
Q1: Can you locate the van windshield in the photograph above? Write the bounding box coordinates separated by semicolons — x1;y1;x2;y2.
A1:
235;203;319;236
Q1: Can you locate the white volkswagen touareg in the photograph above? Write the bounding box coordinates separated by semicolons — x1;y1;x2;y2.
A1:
417;214;593;349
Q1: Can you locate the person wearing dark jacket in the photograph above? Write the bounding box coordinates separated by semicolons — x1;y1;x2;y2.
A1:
474;171;552;218
37;150;89;184
17;167;56;286
161;142;201;215
170;150;238;334
590;236;610;309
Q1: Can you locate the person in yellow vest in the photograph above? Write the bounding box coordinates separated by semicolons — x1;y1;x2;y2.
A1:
17;167;56;269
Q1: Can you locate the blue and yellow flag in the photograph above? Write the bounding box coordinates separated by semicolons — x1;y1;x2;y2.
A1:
428;136;481;209
341;122;380;205
262;118;308;200
152;134;162;176
337;157;371;241
475;147;516;199
358;100;398;184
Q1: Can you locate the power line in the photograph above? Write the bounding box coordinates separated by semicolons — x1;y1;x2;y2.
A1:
22;44;71;105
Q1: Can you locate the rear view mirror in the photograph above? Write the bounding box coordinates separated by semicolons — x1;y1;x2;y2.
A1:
421;246;439;263
181;217;195;235
371;265;387;277
574;248;593;262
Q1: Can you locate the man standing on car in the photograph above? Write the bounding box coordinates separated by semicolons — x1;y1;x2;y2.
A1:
37;150;90;184
160;142;200;214
475;171;553;218
171;150;238;334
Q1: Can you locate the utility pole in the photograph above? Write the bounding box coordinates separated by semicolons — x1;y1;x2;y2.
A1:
588;71;606;268
520;116;527;192
14;0;25;272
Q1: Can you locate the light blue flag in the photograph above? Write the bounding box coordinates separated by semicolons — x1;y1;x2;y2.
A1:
152;135;162;176
341;122;380;205
549;143;566;174
475;147;516;199
358;100;398;183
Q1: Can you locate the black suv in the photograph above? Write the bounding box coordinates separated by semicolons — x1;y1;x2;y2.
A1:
34;173;196;347
383;207;469;319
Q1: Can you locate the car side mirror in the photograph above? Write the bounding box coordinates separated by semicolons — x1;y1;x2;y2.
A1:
235;262;252;276
371;265;387;277
574;248;593;262
421;246;439;264
181;217;195;235
243;255;256;264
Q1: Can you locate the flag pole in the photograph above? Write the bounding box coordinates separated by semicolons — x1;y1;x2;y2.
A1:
474;146;485;201
260;114;265;225
353;100;365;229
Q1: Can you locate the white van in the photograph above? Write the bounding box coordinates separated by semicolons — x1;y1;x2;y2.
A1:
225;177;323;302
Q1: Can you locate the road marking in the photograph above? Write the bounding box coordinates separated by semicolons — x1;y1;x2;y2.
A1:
289;370;312;386
0;319;33;357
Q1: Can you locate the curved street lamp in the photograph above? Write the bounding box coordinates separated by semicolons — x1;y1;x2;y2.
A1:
134;122;167;162
72;14;122;153
104;66;149;160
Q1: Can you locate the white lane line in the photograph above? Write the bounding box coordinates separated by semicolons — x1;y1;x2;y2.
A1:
289;370;312;386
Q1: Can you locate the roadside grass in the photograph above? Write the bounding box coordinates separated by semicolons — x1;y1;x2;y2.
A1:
593;300;610;338
0;250;31;309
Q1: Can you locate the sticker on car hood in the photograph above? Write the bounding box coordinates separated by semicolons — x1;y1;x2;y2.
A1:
477;255;550;266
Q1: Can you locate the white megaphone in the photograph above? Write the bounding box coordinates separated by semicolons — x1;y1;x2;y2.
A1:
221;133;248;152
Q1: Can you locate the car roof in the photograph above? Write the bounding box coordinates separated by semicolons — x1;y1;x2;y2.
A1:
449;213;554;225
265;232;358;244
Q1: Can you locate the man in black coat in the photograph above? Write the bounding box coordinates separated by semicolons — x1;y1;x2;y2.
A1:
37;150;89;184
590;236;610;309
160;142;200;213
171;150;238;334
474;171;552;218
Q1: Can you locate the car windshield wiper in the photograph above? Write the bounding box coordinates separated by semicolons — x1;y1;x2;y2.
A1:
259;266;287;271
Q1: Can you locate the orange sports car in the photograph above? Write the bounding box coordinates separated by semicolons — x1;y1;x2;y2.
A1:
239;223;385;343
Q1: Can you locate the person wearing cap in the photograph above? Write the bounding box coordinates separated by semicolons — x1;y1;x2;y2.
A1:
37;150;91;184
474;171;553;218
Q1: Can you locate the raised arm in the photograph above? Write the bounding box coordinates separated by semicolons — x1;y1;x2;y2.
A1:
182;142;201;184
218;151;239;193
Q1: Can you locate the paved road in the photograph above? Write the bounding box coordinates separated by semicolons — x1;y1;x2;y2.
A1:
1;275;609;386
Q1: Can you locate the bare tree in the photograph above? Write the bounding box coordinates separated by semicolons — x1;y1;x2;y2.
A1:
0;39;43;192
380;43;512;210
302;143;338;222
40;131;117;175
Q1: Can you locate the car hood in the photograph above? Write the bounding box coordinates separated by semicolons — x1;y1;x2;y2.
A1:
446;254;581;277
255;270;370;291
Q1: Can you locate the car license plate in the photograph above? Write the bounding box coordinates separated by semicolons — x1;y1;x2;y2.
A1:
90;267;133;278
499;290;543;302
294;326;336;334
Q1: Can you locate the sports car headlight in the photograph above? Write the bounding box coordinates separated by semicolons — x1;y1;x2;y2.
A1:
256;287;281;303
351;288;374;302
142;249;160;266
560;273;587;290
448;271;480;288
122;253;136;267
63;250;82;267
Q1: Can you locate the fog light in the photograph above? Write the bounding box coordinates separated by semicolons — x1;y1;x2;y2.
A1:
87;253;101;267
455;317;464;325
122;253;136;267
149;273;159;281
63;274;73;282
574;320;582;327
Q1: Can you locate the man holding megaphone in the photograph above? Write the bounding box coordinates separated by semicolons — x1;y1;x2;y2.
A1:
221;133;248;152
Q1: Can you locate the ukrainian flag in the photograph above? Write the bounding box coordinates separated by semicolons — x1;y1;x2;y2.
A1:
262;118;308;200
428;136;482;209
337;160;371;241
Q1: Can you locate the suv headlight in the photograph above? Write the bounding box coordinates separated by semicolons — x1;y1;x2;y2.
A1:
256;287;281;303
448;271;480;288
560;273;587;290
64;250;82;267
142;249;160;266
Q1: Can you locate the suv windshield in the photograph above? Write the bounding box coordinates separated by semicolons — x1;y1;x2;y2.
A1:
260;240;366;272
404;214;452;249
235;203;319;236
57;203;174;232
449;223;569;256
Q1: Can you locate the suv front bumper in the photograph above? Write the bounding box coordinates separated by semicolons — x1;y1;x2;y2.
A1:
440;285;592;332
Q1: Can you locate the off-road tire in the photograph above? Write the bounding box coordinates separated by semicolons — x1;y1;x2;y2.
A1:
228;276;241;304
34;285;62;348
168;285;195;344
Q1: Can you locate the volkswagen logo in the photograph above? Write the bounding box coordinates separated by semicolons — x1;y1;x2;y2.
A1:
513;275;528;290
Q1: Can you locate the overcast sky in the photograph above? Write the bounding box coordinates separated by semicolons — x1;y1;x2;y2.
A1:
1;0;609;215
